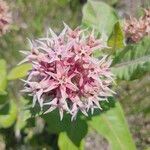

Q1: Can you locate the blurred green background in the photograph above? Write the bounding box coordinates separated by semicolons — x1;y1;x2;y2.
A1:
0;0;150;150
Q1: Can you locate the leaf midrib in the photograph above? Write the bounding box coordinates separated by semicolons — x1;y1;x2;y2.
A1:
101;115;125;150
113;55;150;68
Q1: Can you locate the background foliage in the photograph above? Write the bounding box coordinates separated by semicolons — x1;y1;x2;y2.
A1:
0;0;150;150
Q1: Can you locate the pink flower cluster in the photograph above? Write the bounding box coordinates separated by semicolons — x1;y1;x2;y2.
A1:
21;24;115;120
0;0;11;36
124;8;150;43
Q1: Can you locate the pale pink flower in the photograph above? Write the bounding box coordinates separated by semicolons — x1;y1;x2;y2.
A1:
142;8;150;35
124;8;150;43
21;24;115;120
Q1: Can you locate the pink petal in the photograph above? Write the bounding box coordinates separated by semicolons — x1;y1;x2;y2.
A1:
66;83;78;91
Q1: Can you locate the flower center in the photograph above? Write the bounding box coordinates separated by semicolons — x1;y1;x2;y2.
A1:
59;76;66;84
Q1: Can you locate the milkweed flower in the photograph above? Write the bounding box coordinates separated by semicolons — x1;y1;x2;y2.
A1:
21;24;115;120
124;8;150;43
0;0;11;36
142;8;150;35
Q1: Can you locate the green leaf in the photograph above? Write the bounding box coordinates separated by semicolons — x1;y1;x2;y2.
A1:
15;97;31;131
0;100;17;128
108;22;125;51
58;132;84;150
43;111;88;147
0;59;7;93
102;0;118;5
82;0;118;36
145;147;150;150
112;37;150;80
7;63;32;80
0;94;8;105
0;90;7;96
56;0;70;6
88;101;136;150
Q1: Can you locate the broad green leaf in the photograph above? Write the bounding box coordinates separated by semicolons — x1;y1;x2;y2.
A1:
15;97;31;131
112;37;150;80
0;90;7;96
56;0;70;6
82;0;118;36
43;111;88;147
0;100;17;128
7;63;32;80
108;22;125;51
0;59;7;93
88;101;136;150
102;0;118;5
0;94;8;104
58;132;84;150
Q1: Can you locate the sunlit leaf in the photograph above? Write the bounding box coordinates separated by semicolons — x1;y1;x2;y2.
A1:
0;100;17;128
7;63;32;80
108;22;125;51
0;59;7;93
0;90;7;96
88;101;136;150
58;132;84;150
